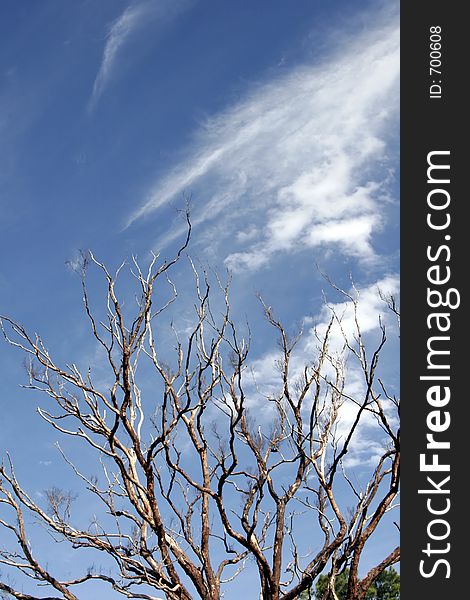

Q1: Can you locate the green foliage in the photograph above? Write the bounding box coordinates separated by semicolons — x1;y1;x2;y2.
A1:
366;568;400;600
300;567;399;600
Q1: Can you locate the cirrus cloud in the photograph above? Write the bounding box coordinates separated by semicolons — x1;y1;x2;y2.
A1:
127;13;399;273
89;0;191;111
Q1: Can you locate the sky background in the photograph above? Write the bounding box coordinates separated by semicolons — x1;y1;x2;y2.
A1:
0;0;399;597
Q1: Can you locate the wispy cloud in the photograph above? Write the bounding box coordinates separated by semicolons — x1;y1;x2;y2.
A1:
127;12;399;272
89;0;190;111
89;2;149;111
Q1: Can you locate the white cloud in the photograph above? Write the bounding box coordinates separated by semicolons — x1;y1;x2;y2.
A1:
89;0;190;111
246;276;399;462
249;276;399;395
127;13;399;271
310;274;400;355
305;275;400;459
90;2;149;110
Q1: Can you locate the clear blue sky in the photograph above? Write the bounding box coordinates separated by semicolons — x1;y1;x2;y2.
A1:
0;1;399;597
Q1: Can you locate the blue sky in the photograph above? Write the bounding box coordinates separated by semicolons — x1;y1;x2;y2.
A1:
0;1;399;597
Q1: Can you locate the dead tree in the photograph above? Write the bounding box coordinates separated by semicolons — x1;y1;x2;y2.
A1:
0;230;399;600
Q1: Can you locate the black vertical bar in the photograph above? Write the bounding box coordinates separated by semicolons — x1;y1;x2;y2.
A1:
402;3;466;599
